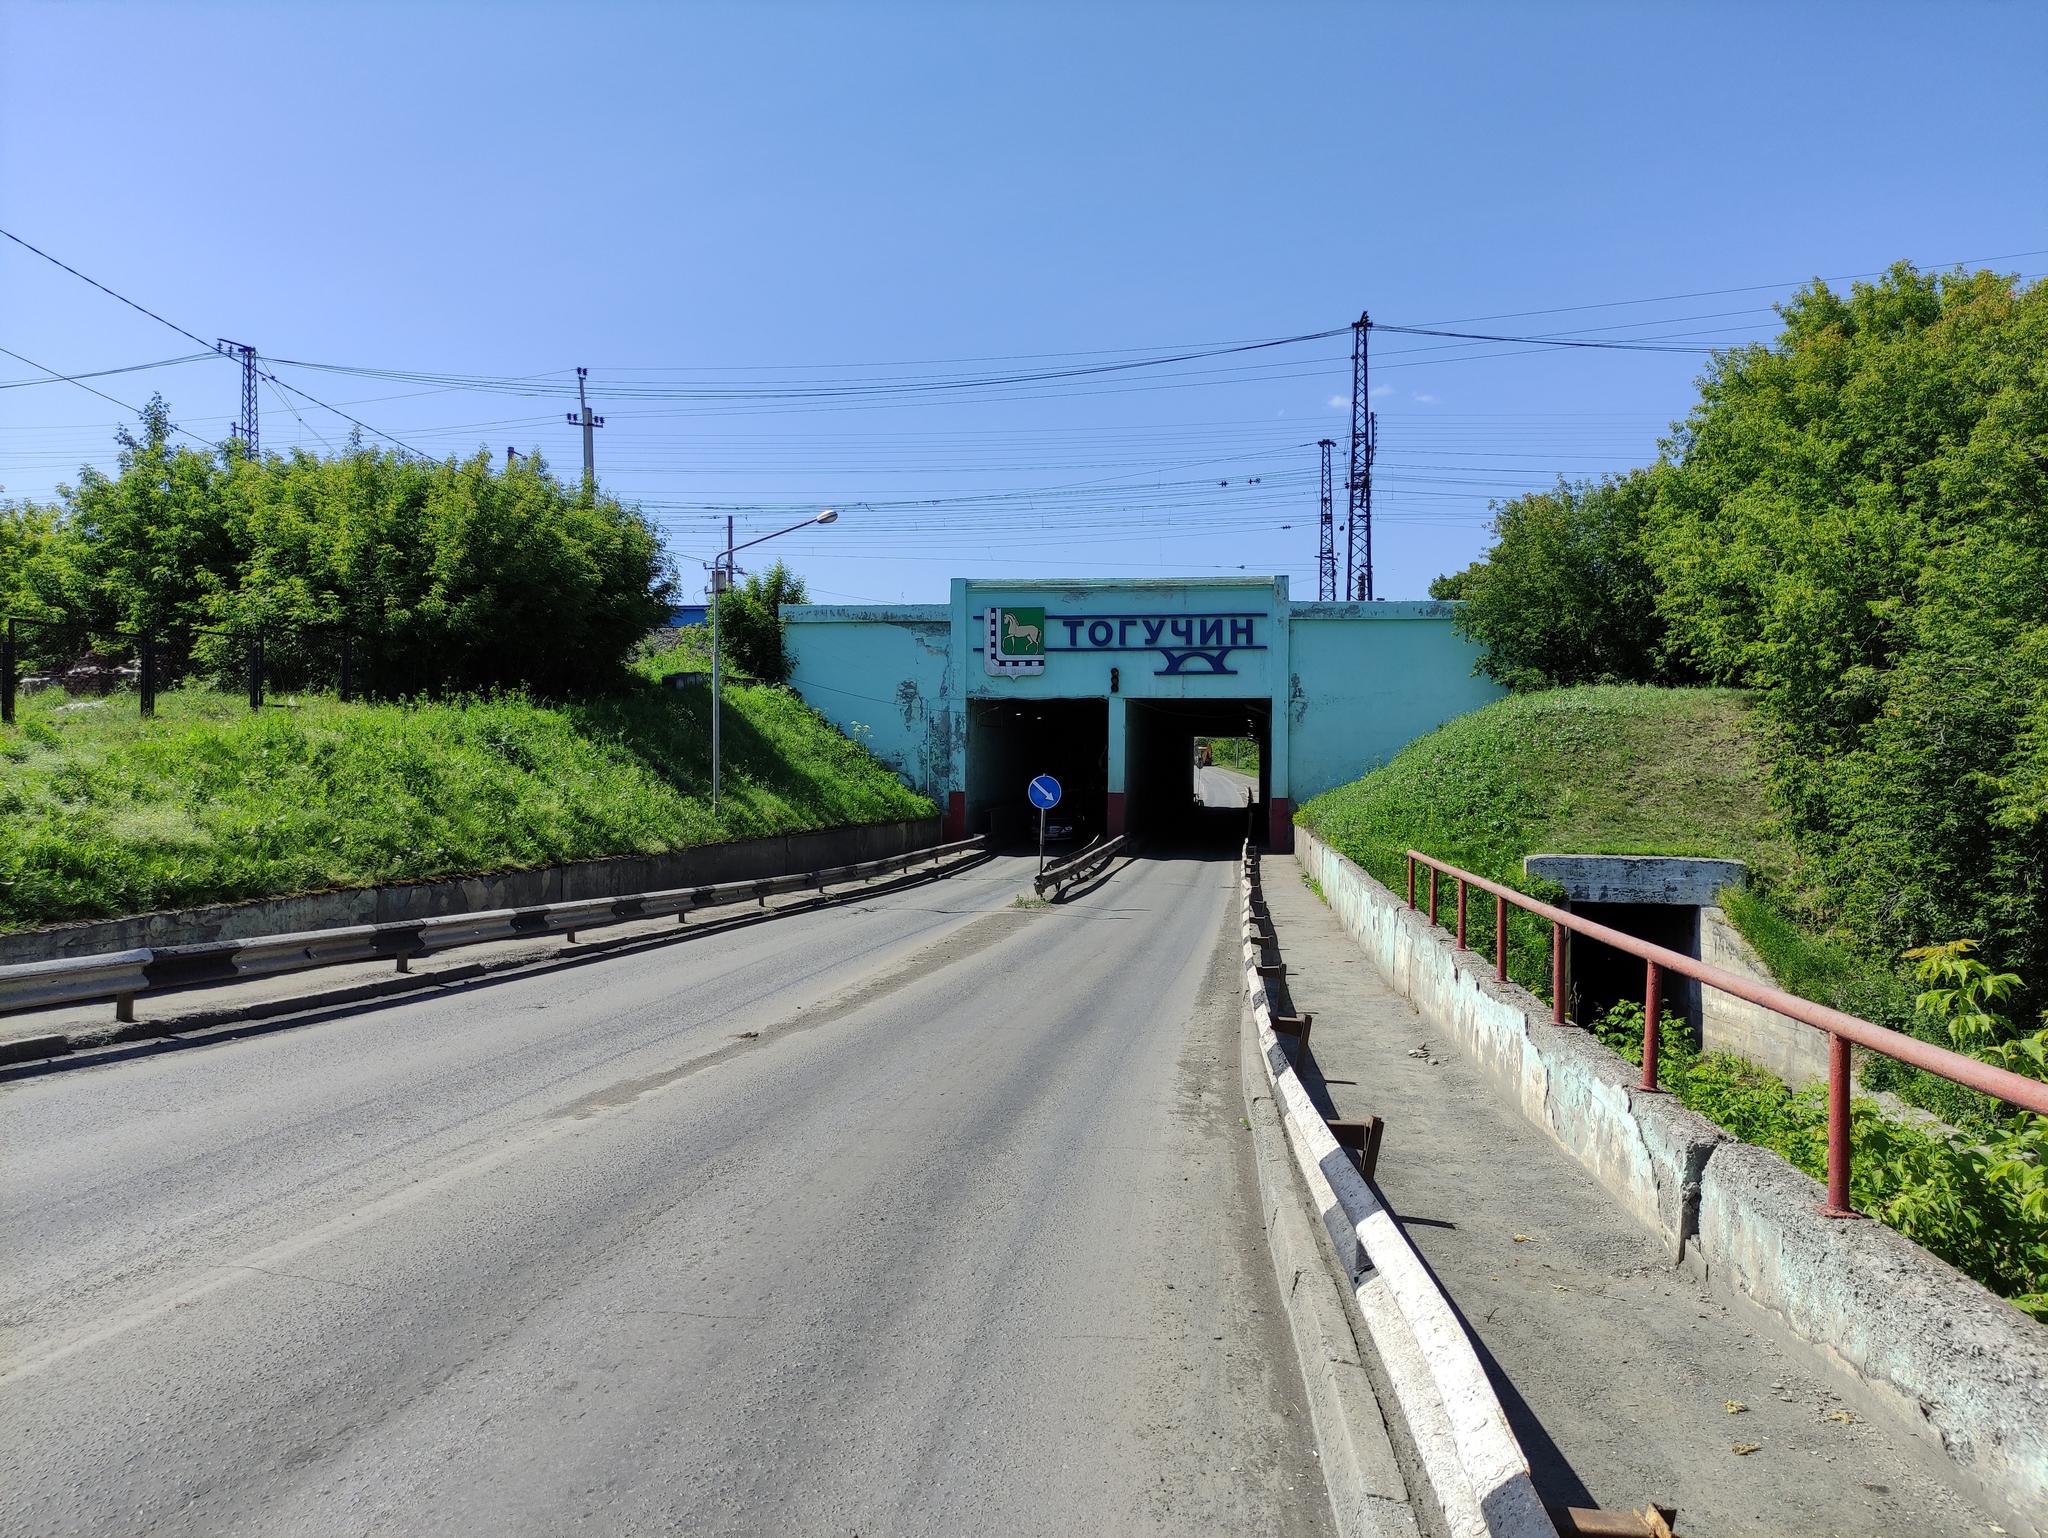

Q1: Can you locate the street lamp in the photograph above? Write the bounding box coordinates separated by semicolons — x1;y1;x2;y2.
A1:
710;509;838;813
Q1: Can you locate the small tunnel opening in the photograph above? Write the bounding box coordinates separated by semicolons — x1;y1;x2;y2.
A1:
1565;903;1701;1045
1126;697;1270;844
965;698;1108;850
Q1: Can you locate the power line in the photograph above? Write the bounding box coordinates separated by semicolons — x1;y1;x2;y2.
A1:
0;344;220;449
0;352;217;391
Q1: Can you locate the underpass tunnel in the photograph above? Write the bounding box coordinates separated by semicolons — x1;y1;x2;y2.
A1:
1125;698;1270;843
965;697;1108;850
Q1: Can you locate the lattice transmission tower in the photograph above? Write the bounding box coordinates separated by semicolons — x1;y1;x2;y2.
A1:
1317;438;1337;600
217;340;259;456
1345;313;1376;600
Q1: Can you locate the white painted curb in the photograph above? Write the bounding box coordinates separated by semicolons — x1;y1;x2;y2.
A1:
1240;845;1554;1538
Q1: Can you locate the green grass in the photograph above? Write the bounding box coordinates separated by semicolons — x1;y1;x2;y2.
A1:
1297;685;1796;994
0;682;931;931
1297;684;1995;1124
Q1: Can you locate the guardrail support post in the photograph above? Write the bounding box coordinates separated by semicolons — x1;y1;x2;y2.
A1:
1406;855;1414;909
1822;1032;1861;1218
1551;921;1566;1025
1495;893;1507;981
1642;960;1661;1090
115;992;135;1023
1428;864;1438;927
395;952;409;973
2;618;15;726
247;628;263;712
139;632;156;718
1456;878;1467;949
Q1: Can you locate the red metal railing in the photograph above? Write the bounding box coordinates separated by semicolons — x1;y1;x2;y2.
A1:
1406;849;2048;1218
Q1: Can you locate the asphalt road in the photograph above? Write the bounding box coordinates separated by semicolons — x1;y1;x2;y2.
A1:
1;852;1333;1536
1196;766;1257;808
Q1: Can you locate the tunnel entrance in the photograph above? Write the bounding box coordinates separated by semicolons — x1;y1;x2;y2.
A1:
965;698;1108;850
1126;697;1271;845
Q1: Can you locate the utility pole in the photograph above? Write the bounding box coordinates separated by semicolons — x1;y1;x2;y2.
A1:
1346;313;1376;601
711;515;731;814
567;367;604;487
1317;438;1337;601
217;340;258;456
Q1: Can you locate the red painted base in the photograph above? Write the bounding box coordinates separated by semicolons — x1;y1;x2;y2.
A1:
1269;798;1293;852
1106;792;1125;838
945;790;967;843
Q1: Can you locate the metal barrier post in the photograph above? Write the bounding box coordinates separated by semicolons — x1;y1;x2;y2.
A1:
247;629;264;711
1495;892;1507;981
1824;1033;1859;1217
1456;878;1467;949
2;618;14;725
1406;855;1415;909
139;632;156;718
1642;959;1661;1090
1551;921;1566;1024
1428;865;1438;927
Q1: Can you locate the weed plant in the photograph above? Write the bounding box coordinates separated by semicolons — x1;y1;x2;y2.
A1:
1590;1000;2048;1319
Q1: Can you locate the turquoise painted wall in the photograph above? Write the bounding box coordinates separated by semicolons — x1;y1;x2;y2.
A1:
783;581;1502;813
1285;601;1505;803
783;605;957;801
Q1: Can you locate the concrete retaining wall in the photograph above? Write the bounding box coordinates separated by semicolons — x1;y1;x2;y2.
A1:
0;817;944;965
1296;825;2048;1536
1700;906;1831;1085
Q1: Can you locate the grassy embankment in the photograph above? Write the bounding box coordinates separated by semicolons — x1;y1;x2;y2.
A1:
0;681;931;933
1298;684;2046;1316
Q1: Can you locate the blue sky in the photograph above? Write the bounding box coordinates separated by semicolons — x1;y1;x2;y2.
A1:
3;2;2043;605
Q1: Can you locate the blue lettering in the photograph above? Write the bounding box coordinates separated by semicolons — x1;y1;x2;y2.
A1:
1231;617;1254;646
1170;618;1193;644
1142;619;1166;646
1119;618;1136;647
1199;618;1223;646
1062;620;1084;646
1088;620;1114;647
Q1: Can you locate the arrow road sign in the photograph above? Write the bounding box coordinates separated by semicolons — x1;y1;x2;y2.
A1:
1028;775;1062;809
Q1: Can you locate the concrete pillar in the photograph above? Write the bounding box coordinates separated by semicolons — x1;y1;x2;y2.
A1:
1106;695;1127;837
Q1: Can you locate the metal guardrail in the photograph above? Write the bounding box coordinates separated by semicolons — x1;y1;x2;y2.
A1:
1404;848;2048;1217
1033;834;1126;897
0;836;989;1023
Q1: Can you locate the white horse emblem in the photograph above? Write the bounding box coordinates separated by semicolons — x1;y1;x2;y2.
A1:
1004;613;1042;650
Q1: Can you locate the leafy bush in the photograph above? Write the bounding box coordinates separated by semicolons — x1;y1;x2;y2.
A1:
5;399;673;697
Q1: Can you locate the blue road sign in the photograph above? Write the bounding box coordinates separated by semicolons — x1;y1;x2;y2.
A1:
1028;775;1062;810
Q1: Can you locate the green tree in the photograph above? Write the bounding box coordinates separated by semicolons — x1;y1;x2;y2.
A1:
1430;470;1681;691
718;559;808;684
1647;263;2048;1012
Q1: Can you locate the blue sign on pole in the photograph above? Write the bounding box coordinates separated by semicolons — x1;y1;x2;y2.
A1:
1028;775;1062;809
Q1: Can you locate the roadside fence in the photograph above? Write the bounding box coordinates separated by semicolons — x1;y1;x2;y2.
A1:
1404;849;2048;1217
1033;834;1126;898
3;611;361;724
0;836;989;1029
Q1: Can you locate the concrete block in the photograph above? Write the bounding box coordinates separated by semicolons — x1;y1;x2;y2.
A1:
1523;854;1746;906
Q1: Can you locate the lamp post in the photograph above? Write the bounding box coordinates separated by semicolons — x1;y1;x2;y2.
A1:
710;508;838;814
